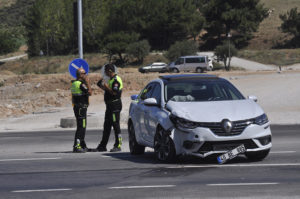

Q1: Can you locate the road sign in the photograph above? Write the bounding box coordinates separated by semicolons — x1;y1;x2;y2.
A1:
68;58;89;78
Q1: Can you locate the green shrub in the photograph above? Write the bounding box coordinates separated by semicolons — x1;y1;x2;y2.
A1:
214;41;238;71
164;40;198;61
126;40;150;63
0;27;22;55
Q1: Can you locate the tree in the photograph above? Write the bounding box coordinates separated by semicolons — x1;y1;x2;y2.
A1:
138;0;204;50
24;0;75;57
126;40;150;63
103;31;139;65
280;7;300;46
164;40;198;61
214;41;237;71
82;0;110;52
104;0;204;50
199;0;268;49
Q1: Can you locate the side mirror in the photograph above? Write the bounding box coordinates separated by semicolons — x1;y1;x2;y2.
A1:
131;94;138;100
144;98;159;106
248;95;258;102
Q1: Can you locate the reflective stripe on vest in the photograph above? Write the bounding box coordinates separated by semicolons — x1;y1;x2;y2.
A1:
108;75;123;90
71;81;83;96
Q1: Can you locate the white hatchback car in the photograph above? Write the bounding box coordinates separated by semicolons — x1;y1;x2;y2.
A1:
128;74;272;162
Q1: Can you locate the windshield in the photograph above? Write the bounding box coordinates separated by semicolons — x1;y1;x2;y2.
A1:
164;78;245;102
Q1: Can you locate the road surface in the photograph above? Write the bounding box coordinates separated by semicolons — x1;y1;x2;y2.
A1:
0;125;299;198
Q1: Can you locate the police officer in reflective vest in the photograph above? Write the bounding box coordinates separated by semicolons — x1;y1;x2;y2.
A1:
96;64;123;152
71;68;92;153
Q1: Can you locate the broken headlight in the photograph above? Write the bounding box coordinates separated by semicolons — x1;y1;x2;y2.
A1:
170;114;198;129
254;113;269;125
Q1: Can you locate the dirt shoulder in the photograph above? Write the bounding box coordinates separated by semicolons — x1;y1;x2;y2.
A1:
0;69;300;131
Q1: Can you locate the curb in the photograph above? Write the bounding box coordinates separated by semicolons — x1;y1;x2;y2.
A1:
60;113;128;128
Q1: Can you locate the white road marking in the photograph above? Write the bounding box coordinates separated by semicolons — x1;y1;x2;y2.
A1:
71;63;80;69
101;155;133;158
12;188;72;193
0;157;61;162
167;163;300;169
207;182;279;186
108;185;176;189
270;151;296;154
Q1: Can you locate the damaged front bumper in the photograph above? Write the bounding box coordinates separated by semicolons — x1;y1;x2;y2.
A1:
169;123;272;158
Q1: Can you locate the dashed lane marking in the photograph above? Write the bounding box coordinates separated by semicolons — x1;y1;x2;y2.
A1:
108;185;176;189
167;163;300;169
207;182;279;186
12;188;72;193
0;157;62;162
270;151;296;154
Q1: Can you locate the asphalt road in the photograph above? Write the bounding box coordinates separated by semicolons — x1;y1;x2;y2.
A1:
0;125;299;199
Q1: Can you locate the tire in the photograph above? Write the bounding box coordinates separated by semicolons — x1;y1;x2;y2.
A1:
245;149;270;161
171;68;179;73
154;126;176;162
128;121;145;155
196;67;203;73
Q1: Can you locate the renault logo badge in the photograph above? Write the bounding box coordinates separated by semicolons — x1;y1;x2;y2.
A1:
222;119;233;133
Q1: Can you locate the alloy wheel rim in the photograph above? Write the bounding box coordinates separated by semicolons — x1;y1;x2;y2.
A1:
154;129;170;160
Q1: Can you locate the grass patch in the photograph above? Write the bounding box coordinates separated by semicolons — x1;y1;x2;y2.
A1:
212;61;246;71
0;53;169;75
238;49;300;65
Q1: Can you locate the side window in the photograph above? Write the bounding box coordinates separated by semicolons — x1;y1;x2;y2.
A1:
139;84;154;100
186;58;192;63
199;57;205;63
175;58;184;65
176;58;184;65
150;83;161;105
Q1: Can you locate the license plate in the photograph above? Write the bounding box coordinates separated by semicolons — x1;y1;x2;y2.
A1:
217;144;246;164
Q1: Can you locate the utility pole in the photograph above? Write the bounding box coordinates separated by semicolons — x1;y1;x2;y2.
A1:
227;32;231;70
78;0;83;59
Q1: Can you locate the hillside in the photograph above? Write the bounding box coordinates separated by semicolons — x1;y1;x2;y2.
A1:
0;0;16;8
247;0;300;50
0;0;35;27
0;0;300;50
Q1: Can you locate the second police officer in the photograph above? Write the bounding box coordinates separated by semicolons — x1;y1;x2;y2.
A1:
96;64;123;152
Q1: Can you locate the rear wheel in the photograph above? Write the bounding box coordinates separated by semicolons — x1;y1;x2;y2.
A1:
196;67;203;73
154;126;176;162
171;68;179;73
245;149;270;161
128;121;145;155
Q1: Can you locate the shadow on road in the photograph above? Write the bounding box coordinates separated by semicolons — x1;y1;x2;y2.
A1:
102;152;254;165
35;151;74;154
102;152;161;164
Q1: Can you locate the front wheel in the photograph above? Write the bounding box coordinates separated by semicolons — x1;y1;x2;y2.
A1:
245;149;270;161
128;121;145;155
154;126;176;162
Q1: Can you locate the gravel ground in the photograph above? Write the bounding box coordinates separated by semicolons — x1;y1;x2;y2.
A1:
0;69;299;132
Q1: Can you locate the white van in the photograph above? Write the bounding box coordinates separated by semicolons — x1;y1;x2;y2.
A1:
168;55;213;73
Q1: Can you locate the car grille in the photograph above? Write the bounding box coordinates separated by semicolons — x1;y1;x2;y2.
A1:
198;139;257;153
198;119;254;136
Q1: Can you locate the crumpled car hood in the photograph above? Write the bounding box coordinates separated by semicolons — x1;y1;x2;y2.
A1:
166;100;264;122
